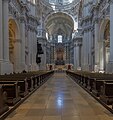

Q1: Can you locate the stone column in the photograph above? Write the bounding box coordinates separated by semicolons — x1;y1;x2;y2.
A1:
28;29;32;71
76;43;79;69
107;0;113;73
73;41;77;70
31;31;34;69
0;0;3;61
88;30;92;71
0;0;3;74
32;30;38;70
94;19;99;72
86;31;89;70
3;0;9;61
81;31;86;70
99;40;104;72
20;17;26;69
84;31;87;70
33;31;35;64
0;0;13;74
79;44;82;69
14;39;21;72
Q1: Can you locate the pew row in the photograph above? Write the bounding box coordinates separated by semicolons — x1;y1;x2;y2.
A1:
100;81;113;105
0;82;21;106
0;70;54;118
0;85;9;115
66;70;113;108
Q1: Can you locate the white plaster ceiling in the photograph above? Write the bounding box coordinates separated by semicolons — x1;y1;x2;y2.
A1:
45;12;74;37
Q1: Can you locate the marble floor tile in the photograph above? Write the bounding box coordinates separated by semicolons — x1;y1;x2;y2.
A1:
62;108;79;116
62;116;81;120
42;116;61;120
26;109;45;116
44;108;61;116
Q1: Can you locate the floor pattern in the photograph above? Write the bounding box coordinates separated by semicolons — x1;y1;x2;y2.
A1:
5;73;113;120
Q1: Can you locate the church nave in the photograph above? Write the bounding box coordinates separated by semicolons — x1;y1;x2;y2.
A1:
5;73;113;120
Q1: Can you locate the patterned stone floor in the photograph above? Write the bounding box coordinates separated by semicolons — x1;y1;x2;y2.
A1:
5;73;113;120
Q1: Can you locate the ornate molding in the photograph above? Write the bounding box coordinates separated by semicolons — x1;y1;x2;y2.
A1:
3;0;10;3
9;3;20;20
109;0;113;4
20;15;26;23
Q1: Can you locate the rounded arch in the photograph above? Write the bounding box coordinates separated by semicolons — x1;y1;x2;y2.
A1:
99;18;110;42
45;11;75;26
9;16;20;39
44;11;75;42
8;18;20;72
99;18;110;72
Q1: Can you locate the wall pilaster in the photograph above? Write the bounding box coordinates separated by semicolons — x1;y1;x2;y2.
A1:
0;0;13;74
20;17;26;69
28;29;32;71
107;0;113;73
94;20;99;72
14;39;22;72
0;0;3;61
88;30;92;71
3;0;9;61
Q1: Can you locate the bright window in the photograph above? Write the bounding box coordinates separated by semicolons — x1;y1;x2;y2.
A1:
58;35;62;43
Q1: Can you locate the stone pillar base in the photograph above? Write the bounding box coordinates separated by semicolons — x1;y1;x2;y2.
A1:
106;62;113;73
13;63;23;73
94;64;100;72
39;64;46;70
21;62;26;71
74;67;77;71
0;60;13;74
31;64;39;71
77;66;81;71
14;67;22;73
82;64;90;71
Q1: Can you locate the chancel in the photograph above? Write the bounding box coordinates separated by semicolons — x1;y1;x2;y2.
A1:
0;0;113;120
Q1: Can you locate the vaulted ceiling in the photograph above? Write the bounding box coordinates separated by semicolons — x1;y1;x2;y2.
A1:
45;12;74;38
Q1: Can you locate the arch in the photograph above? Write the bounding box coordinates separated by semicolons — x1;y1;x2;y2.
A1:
8;18;20;72
99;18;110;72
45;11;75;42
44;11;76;67
45;12;75;34
9;16;20;39
99;18;110;42
45;11;75;25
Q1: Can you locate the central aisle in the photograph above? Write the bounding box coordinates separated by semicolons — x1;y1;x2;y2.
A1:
6;73;113;120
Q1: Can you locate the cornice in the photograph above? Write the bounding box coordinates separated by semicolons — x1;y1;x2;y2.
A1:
108;0;113;4
3;0;10;2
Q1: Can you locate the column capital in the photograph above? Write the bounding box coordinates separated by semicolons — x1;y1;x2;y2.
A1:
3;0;10;2
94;16;99;24
20;16;26;23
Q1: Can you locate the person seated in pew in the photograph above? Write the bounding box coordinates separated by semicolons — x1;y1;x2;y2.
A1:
22;70;27;73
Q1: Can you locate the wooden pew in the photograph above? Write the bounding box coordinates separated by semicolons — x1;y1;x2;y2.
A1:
0;85;9;115
0;74;34;92
66;70;113;107
0;71;54;105
66;71;113;93
86;75;113;91
100;81;113;105
91;79;113;96
1;82;21;106
0;77;29;97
